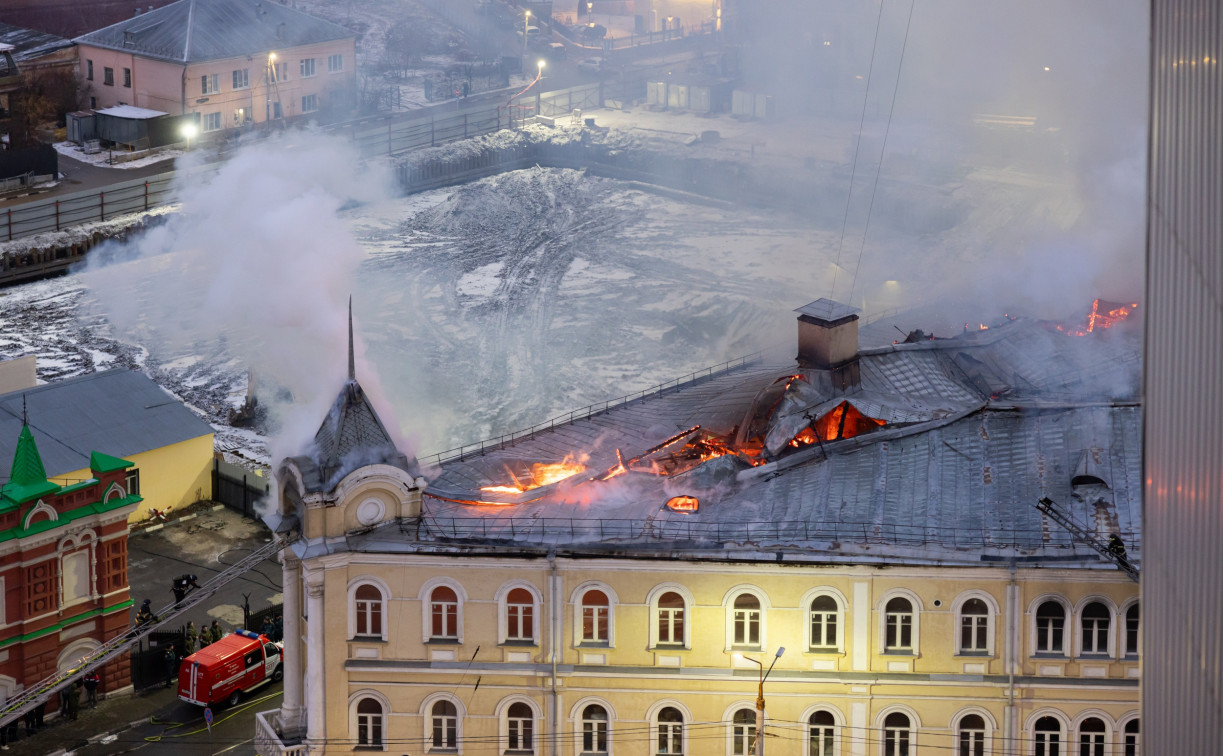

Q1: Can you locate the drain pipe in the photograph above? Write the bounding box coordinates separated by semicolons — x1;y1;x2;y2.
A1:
548;551;559;756
1005;562;1018;756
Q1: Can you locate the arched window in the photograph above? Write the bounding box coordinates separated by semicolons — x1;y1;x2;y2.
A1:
583;590;610;643
431;700;458;750
506;588;535;642
431;586;459;640
354;584;383;637
731;709;756;756
1077;717;1106;756
1080;602;1111;655
959;599;989;654
507;701;534;754
356;697;384;749
1035;601;1066;654
808;710;835;756
656;706;683;755
1123;719;1139;756
732;594;761;647
810;596;838;650
883;712;911;756
656;592;685;646
1124;604;1140;657
582;704;609;755
958;713;985;756
1034;716;1061;756
885;598;914;652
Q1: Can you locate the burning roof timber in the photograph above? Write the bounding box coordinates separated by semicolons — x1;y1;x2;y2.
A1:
372;300;1142;566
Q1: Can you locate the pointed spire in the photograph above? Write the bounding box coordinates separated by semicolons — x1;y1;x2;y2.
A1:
347;295;356;382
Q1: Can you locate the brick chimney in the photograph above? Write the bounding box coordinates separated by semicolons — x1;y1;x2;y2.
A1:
795;298;860;389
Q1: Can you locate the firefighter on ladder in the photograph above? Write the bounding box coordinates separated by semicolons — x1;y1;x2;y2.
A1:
1107;533;1128;562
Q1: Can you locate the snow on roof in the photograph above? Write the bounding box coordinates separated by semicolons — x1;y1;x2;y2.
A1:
74;0;354;64
0;22;73;62
96;105;168;120
402;317;1142;566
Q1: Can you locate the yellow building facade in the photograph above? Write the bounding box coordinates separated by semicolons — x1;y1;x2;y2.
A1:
257;303;1141;756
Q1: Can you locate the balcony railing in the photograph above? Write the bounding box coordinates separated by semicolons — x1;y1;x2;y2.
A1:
255;710;306;756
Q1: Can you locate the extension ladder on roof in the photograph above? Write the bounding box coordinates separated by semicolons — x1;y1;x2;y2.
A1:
1036;497;1140;582
0;535;292;727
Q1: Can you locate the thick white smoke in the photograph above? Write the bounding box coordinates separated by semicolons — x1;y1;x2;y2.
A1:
80;130;408;463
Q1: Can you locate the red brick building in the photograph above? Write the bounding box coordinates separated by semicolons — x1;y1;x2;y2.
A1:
0;422;140;708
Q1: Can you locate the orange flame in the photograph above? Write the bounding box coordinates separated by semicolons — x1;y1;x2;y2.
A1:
666;495;699;512
481;455;587;494
1063;299;1140;336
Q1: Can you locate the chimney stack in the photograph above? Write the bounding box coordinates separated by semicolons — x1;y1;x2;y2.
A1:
795;298;860;389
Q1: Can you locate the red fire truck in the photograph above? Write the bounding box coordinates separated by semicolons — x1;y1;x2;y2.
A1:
178;629;284;707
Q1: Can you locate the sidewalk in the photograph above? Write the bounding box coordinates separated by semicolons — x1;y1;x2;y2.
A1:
4;684;180;756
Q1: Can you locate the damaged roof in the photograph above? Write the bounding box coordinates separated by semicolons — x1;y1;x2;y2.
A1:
73;0;353;65
401;316;1142;567
0;22;73;63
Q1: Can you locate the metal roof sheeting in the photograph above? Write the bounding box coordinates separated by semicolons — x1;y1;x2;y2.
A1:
419;318;1141;564
0;369;213;481
74;0;354;64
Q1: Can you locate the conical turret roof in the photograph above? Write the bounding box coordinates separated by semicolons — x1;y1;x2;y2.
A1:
2;423;61;506
299;299;415;492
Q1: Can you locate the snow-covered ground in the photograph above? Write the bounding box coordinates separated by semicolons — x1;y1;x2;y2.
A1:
54;141;183;170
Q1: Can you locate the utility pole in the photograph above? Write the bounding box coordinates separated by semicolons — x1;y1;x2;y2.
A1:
738;647;784;756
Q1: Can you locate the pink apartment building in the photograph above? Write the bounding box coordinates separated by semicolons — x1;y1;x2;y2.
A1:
74;0;355;135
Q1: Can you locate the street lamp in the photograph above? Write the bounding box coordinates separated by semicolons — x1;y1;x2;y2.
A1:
180;122;197;151
537;59;546;79
523;9;531;56
734;647;785;756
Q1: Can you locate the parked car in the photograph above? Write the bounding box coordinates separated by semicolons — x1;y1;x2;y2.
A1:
517;25;541;41
577;57;606;74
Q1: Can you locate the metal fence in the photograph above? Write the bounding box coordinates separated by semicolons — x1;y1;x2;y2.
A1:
0;170;179;243
415;514;1138;552
129;628;187;691
212;458;271;519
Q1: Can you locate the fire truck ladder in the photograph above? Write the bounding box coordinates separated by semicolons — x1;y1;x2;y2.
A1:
1036;497;1139;583
0;535;293;728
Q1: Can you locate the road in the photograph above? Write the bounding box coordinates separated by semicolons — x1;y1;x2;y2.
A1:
74;683;283;756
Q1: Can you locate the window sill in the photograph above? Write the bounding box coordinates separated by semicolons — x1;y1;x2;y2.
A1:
955;651;992;658
426;638;461;645
577;641;611;649
501;640;539;648
806;648;844;656
350;636;387;643
1076;653;1112;660
882;650;916;656
1032;653;1068;660
649;644;688;652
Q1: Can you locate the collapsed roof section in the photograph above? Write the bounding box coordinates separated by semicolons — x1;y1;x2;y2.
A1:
413;309;1141;565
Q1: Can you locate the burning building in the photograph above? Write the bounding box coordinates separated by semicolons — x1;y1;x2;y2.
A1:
258;299;1141;756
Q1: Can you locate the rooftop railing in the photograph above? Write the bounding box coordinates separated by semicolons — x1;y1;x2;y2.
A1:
418;352;763;467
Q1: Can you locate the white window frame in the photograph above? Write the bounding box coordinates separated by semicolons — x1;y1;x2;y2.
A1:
875;706;920;756
877;589;923;655
800;587;847;654
1071;712;1114;756
349;690;390;752
1073;596;1118;659
952;591;1000;657
201;72;219;94
647;700;691;756
421;692;465;754
1121;600;1140;658
202;112;222;132
300;57;316;77
571;582;618;648
1119;715;1140;756
722;585;769;652
726;705;758;756
232;68;249;89
496;581;542;645
647;584;693;649
328;53;344;72
569;697;614;756
1028;595;1071;657
58;532;96;608
800;705;845;756
497;696;541;755
301;94;318;113
1026;710;1069;756
419;578;466;644
951;707;997;756
347;577;390;641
